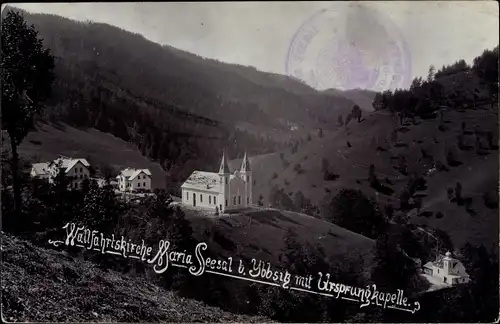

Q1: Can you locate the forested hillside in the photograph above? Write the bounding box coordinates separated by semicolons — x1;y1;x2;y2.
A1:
5;8;361;189
248;47;499;250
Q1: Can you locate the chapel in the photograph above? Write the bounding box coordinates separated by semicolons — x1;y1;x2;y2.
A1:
181;151;252;213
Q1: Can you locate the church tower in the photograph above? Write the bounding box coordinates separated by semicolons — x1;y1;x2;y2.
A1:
240;151;252;206
218;150;231;213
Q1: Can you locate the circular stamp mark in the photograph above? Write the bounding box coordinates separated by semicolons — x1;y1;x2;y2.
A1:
285;3;412;91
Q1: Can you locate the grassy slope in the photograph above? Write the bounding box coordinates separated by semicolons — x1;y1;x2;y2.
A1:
182;207;375;280
1;233;270;322
17;122;167;189
245;104;498;250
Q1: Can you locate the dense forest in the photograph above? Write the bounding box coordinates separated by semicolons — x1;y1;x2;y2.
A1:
371;48;498;116
4;8;366;190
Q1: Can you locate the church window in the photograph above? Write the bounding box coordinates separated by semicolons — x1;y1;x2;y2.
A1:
214;196;216;204
225;178;228;184
238;196;241;204
233;196;236;205
225;199;228;207
200;194;203;202
246;175;249;181
247;197;249;204
209;196;211;204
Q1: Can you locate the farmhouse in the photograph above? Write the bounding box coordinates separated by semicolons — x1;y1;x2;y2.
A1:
181;151;252;213
116;168;152;192
31;156;91;190
422;251;471;285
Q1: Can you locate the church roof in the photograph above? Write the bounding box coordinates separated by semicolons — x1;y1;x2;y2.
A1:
219;151;231;174
240;152;251;171
181;171;221;192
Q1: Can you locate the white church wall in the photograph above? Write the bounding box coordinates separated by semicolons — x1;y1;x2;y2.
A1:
182;188;219;210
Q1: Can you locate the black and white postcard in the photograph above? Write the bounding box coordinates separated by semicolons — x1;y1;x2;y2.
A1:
1;1;499;322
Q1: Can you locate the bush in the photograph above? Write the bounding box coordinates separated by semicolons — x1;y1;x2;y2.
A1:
293;163;303;174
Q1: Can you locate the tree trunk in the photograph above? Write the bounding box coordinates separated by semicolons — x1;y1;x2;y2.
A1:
10;136;21;221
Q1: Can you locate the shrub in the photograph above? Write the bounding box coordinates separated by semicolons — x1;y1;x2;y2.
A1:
293;163;303;174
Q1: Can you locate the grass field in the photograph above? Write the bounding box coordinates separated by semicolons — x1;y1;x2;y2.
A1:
15;122;167;189
184;207;374;271
1;233;269;322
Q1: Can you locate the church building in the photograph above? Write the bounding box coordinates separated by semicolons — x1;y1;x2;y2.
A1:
422;251;471;286
181;151;252;214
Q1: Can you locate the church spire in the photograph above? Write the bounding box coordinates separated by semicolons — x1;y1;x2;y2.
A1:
218;149;231;174
240;151;251;172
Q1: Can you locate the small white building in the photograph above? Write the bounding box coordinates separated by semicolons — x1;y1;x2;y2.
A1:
49;157;91;190
181;150;252;214
32;157;90;190
30;162;50;180
116;168;152;192
422;251;471;285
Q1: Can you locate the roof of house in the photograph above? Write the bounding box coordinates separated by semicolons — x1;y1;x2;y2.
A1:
181;171;221;192
50;158;90;173
119;168;152;180
31;162;49;175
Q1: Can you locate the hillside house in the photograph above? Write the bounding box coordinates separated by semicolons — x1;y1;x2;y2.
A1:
181;151;252;214
31;157;91;190
30;162;50;180
49;157;90;190
116;168;152;192
422;251;471;285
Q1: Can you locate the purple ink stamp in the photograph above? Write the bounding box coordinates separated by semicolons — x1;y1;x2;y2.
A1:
286;3;412;91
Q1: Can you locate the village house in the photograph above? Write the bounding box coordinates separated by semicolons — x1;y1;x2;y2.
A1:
30;162;50;180
181;150;252;214
116;168;152;192
422;251;471;285
31;156;91;190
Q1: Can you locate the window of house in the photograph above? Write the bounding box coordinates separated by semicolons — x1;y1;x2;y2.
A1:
246;175;249;181
238;196;241;204
138;183;141;187
200;194;203;202
80;167;83;172
80;174;83;179
186;192;189;200
247;197;249;204
209;196;211;204
143;182;145;187
214;196;216;204
225;199;228;207
233;196;236;205
225;178;228;184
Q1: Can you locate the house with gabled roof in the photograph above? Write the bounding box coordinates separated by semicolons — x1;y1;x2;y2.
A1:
30;162;50;180
116;167;152;192
31;156;91;190
181;150;252;214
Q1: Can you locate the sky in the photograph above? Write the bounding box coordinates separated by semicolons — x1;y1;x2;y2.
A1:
5;1;500;91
